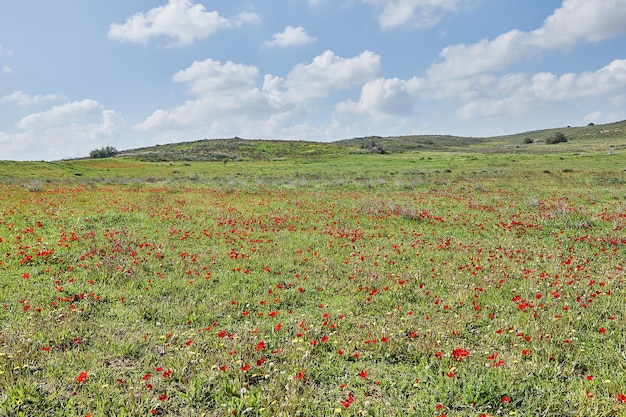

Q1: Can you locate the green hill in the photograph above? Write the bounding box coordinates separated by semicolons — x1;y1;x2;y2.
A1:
115;120;626;162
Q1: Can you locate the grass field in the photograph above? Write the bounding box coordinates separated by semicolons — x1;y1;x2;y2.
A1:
1;130;626;416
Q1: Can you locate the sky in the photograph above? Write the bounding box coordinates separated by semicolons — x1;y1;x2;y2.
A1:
1;0;626;161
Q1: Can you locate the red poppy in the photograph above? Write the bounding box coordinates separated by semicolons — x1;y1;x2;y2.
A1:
76;371;88;383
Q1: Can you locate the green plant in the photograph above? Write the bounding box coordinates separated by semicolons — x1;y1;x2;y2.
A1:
89;146;118;159
545;132;568;144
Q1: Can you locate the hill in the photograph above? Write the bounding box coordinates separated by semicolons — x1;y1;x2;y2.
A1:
114;120;626;162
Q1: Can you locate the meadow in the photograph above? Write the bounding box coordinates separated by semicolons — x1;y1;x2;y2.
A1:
1;140;626;416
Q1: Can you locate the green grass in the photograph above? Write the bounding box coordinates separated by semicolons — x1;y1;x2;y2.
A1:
1;124;626;416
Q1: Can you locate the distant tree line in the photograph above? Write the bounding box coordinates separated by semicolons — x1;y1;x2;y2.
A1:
89;146;118;158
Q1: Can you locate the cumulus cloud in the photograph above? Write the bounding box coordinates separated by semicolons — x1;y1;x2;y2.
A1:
1;100;123;161
279;50;382;103
363;0;467;29
333;1;626;128
427;0;626;83
16;100;105;130
137;59;269;132
263;26;316;48
456;59;626;118
531;0;626;48
1;91;64;106
335;77;422;120
108;0;259;46
136;50;381;137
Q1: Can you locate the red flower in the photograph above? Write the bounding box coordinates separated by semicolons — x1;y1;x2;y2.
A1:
296;371;305;380
358;370;368;378
501;396;511;403
76;371;88;383
341;393;355;408
452;348;470;362
158;393;168;402
599;327;607;334
256;341;266;351
617;393;626;403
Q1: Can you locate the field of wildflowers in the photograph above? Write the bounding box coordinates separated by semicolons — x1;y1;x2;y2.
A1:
0;150;625;416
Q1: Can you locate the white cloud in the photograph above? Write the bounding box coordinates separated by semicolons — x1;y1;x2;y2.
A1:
531;0;626;49
137;59;269;131
584;111;602;123
456;59;626;118
108;0;259;46
363;0;467;29
263;26;316;48
2;66;12;74
279;50;382;103
1;91;64;106
173;58;261;96
335;77;421;120
136;50;381;137
1;100;123;161
427;0;626;83
427;29;531;82
17;100;105;129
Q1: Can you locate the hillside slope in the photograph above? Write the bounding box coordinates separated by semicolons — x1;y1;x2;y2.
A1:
114;120;626;162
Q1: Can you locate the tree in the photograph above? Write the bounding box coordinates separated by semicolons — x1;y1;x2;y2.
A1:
89;146;118;158
545;132;567;144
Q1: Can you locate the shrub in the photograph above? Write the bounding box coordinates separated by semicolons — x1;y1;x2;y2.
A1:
545;132;567;144
90;146;118;158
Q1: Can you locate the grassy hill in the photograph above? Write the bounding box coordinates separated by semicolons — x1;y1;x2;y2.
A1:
1;119;624;182
115;119;626;162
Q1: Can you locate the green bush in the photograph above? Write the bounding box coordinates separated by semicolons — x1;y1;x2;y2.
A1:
89;146;118;158
545;132;567;144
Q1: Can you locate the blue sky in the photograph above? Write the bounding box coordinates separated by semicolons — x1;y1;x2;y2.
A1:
1;0;626;161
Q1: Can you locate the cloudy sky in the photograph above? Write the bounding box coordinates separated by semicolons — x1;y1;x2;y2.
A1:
1;0;626;161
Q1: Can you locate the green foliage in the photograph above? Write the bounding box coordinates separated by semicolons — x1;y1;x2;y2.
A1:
545;131;568;144
89;146;118;159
